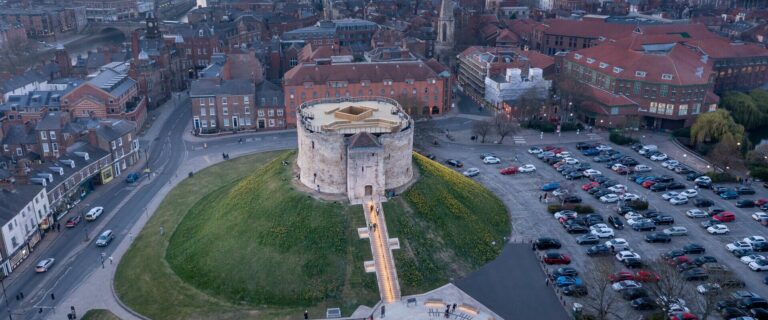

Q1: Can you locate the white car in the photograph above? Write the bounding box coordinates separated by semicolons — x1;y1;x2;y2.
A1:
528;147;543;154
752;212;768;221
620;193;640;201
518;164;536;173
749;259;768;271
707;224;729;235
596;144;612;151
651;153;668;161
615;250;641;262
625;212;643;220
666;304;690;314
583;169;602;177
564;157;580;165
552;189;567;196
612;280;642;291
556;151;572;158
680;189;699;198
663;227;688;236
611;163;628;172
740;254;766;264
633;165;652;172
695;176;712;184
726;241;753;252
744;236;767;245
462;168;480;177
483;156;501;164
669;196;689;205
591;226;615;238
627;218;652;226
662;191;680;200
696;283;721;295
686;209;709;218
661;159;680;168
84;206;105;221
600;194;620;203
606;238;630;251
555;210;578;220
608;184;627;193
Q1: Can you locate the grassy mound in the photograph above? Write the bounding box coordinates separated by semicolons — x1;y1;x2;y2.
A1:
81;309;120;320
115;151;509;319
385;153;510;293
165;152;376;307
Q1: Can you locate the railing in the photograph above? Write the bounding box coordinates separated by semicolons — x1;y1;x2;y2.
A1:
298;96;411;134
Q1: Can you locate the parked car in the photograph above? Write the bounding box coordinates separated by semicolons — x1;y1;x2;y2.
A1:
686;209;709;219
84;206;105;221
462;168;480;177
707;224;730;235
680;189;699;198
683;243;706;254
125;172;141;183
562;284;588;296
663;227;688;236
682;268;709;281
499;166;518;175
482;156;501;164
608;216;624;230
693;197;714;207
606;238;630;251
645;232;672;243
631;297;658;310
652;215;675;225
612;280;642;291
543;252;571;264
720;191;740;200
65;215;82;228
542;182;560;191
587;244;611;256
445;159;463;167
533;238;562;250
713;212;736;222
633;222;657;232
35;258;55;273
736;199;756;208
528;147;543;154
670;196;689;205
726;241;753;252
576;234;601;245
519;164;536;173
693;256;718;266
739;186;756;195
634;165;652;172
562;195;582;203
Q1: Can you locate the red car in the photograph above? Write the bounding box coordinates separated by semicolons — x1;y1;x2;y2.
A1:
552;148;565;154
667;256;690;266
642;180;658;188
713;212;736;222
582;182;600;191
543;252;571;265
500;166;518;175
542;146;557;151
755;198;768;207
608;271;634;282
669;313;698;320
634;270;660;282
65;215;82;228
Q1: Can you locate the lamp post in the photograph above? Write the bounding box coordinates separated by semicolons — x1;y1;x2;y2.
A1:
1;276;12;320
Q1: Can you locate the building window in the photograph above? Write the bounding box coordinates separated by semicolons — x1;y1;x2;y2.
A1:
199;98;205;105
268;109;274;117
201;108;206;116
277;109;283;116
692;103;701;115
16;148;22;156
201;120;208;128
660;85;668;97
679;104;688;116
209;107;215;115
40;131;47;140
709;104;717;112
268;119;275;127
649;102;657;113
111;141;116;150
599;62;608;69
665;104;674;115
210;120;216;127
633;82;641;94
635;71;646;78
223;107;229;115
118;137;123;146
244;106;250;114
258;110;264;117
244;96;249;105
42;143;49;153
273;97;278;105
613;67;623;74
2;144;7;152
223;118;230;126
50;131;56;140
661;74;673;80
209;97;214;104
222;97;227;105
611;107;619;115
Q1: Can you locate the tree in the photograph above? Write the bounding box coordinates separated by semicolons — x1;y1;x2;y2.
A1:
395;94;426;119
690;271;740;320
0;38;39;73
472;120;492;143
719;92;764;130
643;259;692;314
579;257;623;320
515;87;546;121
493;113;518;143
690;109;744;147
709;134;740;169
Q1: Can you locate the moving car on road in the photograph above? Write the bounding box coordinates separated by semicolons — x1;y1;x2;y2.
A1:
65;215;82;228
35;258;55;273
84;206;105;221
95;230;114;247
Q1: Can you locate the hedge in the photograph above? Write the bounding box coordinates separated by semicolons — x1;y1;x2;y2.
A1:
609;131;639;145
705;171;737;183
627;200;649;211
525;119;555;132
749;166;768;181
547;204;595;214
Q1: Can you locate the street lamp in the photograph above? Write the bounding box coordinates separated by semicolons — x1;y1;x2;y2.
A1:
1;276;12;320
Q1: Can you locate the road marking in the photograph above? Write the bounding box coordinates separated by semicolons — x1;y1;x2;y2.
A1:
587;133;600;140
513;136;526;144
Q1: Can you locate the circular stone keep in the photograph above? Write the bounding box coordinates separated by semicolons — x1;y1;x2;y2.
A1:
296;97;414;203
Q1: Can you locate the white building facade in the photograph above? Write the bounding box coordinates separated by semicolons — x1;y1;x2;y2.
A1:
484;68;551;106
0;185;49;275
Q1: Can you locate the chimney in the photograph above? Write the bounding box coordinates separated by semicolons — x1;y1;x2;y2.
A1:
14;159;29;184
0;177;16;193
131;30;140;61
88;127;99;147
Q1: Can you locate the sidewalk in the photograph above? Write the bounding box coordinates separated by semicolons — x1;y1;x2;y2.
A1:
432;125;606;147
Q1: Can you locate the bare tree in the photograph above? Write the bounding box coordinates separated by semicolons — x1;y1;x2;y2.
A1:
643;259;691;314
579;257;623;320
516;87;546;122
709;134;740;170
493;112;518;143
473;119;493;143
690;270;741;320
0;38;39;73
395;94;426;119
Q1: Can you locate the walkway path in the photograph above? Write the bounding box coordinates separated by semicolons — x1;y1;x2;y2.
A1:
362;200;401;304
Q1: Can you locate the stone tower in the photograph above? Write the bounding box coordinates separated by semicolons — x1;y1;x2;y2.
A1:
54;44;72;78
435;0;455;64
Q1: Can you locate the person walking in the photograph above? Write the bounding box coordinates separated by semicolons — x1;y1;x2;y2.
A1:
539;194;543;202
109;256;114;265
452;303;457;312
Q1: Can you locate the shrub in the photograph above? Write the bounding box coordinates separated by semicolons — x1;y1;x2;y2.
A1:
750;166;768;181
672;127;691;138
570;204;595;214
627;200;649;211
559;121;585;132
525;119;556;132
705;171;736;183
547;204;562;214
609;130;639;145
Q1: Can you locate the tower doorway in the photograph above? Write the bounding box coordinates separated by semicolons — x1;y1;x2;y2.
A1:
364;185;373;196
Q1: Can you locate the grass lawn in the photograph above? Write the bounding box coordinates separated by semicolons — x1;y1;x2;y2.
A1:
116;151;509;319
81;309;120;320
385;153;510;294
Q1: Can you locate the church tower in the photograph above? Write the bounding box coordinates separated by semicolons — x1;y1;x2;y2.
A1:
435;0;455;64
145;11;160;39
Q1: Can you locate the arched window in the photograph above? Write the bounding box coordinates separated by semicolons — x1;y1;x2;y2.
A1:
441;23;447;42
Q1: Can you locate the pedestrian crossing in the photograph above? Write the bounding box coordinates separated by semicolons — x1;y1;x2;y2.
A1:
587;133;600;140
513;136;526;144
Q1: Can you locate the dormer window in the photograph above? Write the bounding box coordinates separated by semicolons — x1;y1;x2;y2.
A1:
599;62;609;69
574;54;582;60
586;58;595;64
661;74;673;80
613;67;623;74
635;71;647;78
199;29;204;37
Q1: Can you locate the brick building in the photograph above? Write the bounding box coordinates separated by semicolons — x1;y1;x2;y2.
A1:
74;0;139;21
283;18;379;54
86;119;139;177
190;79;255;133
61;64;147;127
0;22;27;49
0;6;85;39
558;33;719;129
283;60;449;126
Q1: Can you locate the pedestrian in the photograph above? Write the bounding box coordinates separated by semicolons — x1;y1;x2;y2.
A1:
539;194;542;202
19;292;23;300
109;256;113;265
380;305;385;318
376;206;380;216
452;303;457;312
222;152;226;160
545;277;549;286
444;309;450;318
304;310;308;320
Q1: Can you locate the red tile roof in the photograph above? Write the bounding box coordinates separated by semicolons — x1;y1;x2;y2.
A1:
585;84;637;107
496;29;520;43
685;38;768;59
284;61;439;86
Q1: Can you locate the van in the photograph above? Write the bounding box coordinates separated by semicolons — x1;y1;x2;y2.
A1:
84;206;104;221
639;145;658;155
95;230;114;247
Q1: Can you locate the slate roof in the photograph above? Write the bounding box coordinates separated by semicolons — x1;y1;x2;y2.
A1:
88;67;136;97
348;132;381;149
255;81;284;106
189;79;254;97
0;184;45;223
2;125;36;145
92;120;136;142
35;111;67;130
